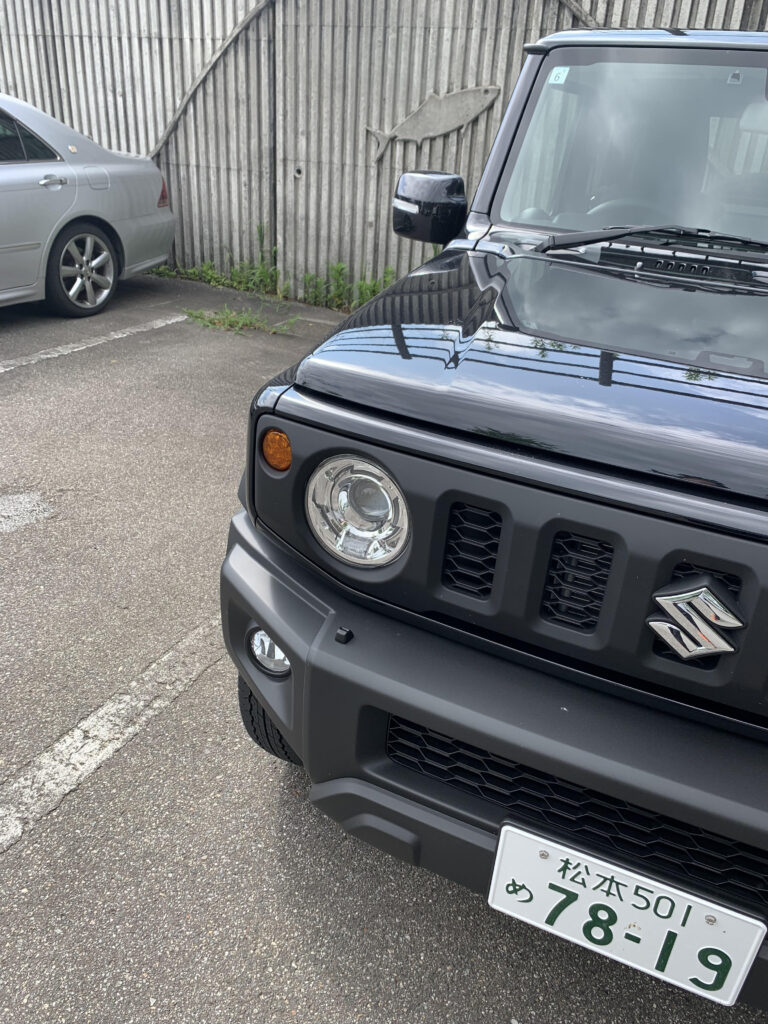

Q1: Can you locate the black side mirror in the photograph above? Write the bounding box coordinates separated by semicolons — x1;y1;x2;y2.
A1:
392;171;467;245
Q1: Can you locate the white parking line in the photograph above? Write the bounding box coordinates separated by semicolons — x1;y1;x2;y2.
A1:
0;492;53;534
0;618;223;854
0;314;187;376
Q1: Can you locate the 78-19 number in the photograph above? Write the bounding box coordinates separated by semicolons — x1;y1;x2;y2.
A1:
545;883;734;993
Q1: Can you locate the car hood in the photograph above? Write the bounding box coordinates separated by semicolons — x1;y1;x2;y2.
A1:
294;247;768;500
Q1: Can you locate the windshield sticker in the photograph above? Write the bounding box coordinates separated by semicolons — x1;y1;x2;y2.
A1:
727;70;743;85
548;67;569;85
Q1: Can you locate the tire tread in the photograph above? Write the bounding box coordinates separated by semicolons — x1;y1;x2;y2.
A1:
237;676;302;765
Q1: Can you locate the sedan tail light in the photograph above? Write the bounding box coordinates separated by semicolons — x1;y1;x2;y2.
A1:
157;177;169;208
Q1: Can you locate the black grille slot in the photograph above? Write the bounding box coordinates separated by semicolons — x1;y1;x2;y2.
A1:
653;562;743;667
541;532;613;632
442;503;502;599
387;715;768;917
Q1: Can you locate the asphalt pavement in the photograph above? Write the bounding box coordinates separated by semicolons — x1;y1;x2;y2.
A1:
0;275;765;1024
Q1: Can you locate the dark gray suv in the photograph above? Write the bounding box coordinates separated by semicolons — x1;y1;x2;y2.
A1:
222;30;768;1009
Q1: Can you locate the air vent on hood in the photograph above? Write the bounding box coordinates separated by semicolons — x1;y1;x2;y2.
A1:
600;245;761;287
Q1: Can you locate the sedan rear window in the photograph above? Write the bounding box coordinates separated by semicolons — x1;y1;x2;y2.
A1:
0;113;25;162
16;121;57;161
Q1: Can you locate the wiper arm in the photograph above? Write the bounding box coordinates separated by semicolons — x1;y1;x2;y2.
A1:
534;224;768;255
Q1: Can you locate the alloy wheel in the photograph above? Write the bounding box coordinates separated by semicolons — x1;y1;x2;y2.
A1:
59;234;115;309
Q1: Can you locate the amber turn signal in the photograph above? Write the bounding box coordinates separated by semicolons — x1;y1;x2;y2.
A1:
262;428;292;471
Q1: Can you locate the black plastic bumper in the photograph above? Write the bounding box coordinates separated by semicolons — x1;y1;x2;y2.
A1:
220;510;768;1008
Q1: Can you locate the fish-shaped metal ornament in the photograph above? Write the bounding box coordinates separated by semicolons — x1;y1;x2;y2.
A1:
367;85;500;162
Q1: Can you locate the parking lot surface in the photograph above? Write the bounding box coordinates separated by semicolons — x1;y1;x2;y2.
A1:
0;276;765;1023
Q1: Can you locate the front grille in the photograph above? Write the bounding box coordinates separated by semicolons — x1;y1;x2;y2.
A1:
387;715;768;917
541;532;614;632
442;503;502;599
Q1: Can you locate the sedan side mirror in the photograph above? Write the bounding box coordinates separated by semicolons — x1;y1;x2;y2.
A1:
392;171;467;245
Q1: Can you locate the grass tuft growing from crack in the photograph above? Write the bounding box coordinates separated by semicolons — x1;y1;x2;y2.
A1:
184;306;296;335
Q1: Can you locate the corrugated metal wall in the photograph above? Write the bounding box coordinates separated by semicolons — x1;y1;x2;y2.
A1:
2;0;767;296
273;0;526;287
0;1;252;155
153;3;277;268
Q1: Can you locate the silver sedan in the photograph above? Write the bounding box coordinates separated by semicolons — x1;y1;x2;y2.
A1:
0;93;175;316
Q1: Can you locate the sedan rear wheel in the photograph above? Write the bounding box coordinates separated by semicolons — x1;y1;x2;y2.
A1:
46;222;118;317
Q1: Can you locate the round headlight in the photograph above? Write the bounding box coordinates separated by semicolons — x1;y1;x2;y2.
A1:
305;456;410;566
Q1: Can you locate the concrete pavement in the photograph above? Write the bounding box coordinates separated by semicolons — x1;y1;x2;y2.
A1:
0;275;765;1024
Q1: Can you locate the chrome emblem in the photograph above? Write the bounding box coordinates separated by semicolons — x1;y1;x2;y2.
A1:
647;579;745;660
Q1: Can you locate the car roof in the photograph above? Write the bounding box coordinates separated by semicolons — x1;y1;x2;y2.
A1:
529;29;768;52
0;92;110;160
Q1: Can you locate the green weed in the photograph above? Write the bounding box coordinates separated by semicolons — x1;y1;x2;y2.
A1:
184;305;295;335
355;266;396;306
303;273;328;307
152;260;228;287
154;228;396;313
302;263;396;311
153;224;288;297
328;263;352;311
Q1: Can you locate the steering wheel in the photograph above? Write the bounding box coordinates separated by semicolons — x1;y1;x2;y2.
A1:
584;198;671;226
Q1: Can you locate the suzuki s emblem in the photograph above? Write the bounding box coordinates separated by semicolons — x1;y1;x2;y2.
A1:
647;577;745;660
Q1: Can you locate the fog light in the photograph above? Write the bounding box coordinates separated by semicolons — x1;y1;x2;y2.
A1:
249;629;291;676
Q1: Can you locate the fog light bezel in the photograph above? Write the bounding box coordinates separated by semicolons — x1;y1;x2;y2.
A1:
247;627;292;678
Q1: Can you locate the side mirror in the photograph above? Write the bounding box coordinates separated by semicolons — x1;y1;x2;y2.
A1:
392;171;467;244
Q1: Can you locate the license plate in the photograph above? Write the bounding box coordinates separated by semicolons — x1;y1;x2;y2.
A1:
488;823;766;1006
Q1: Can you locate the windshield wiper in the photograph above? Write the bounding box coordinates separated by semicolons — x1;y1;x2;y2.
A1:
534;224;768;255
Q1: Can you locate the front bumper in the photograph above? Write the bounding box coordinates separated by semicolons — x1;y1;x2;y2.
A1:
221;509;768;1008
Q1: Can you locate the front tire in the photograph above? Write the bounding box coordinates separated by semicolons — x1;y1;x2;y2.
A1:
46;221;118;317
238;676;302;765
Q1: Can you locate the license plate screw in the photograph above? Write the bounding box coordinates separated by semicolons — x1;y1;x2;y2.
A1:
705;915;717;925
539;850;549;859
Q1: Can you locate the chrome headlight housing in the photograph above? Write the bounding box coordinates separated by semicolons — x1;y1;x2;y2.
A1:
305;455;410;567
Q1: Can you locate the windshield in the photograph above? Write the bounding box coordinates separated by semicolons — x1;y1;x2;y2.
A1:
496;47;768;243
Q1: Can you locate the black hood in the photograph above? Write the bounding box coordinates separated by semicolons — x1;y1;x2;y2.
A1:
295;248;768;501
